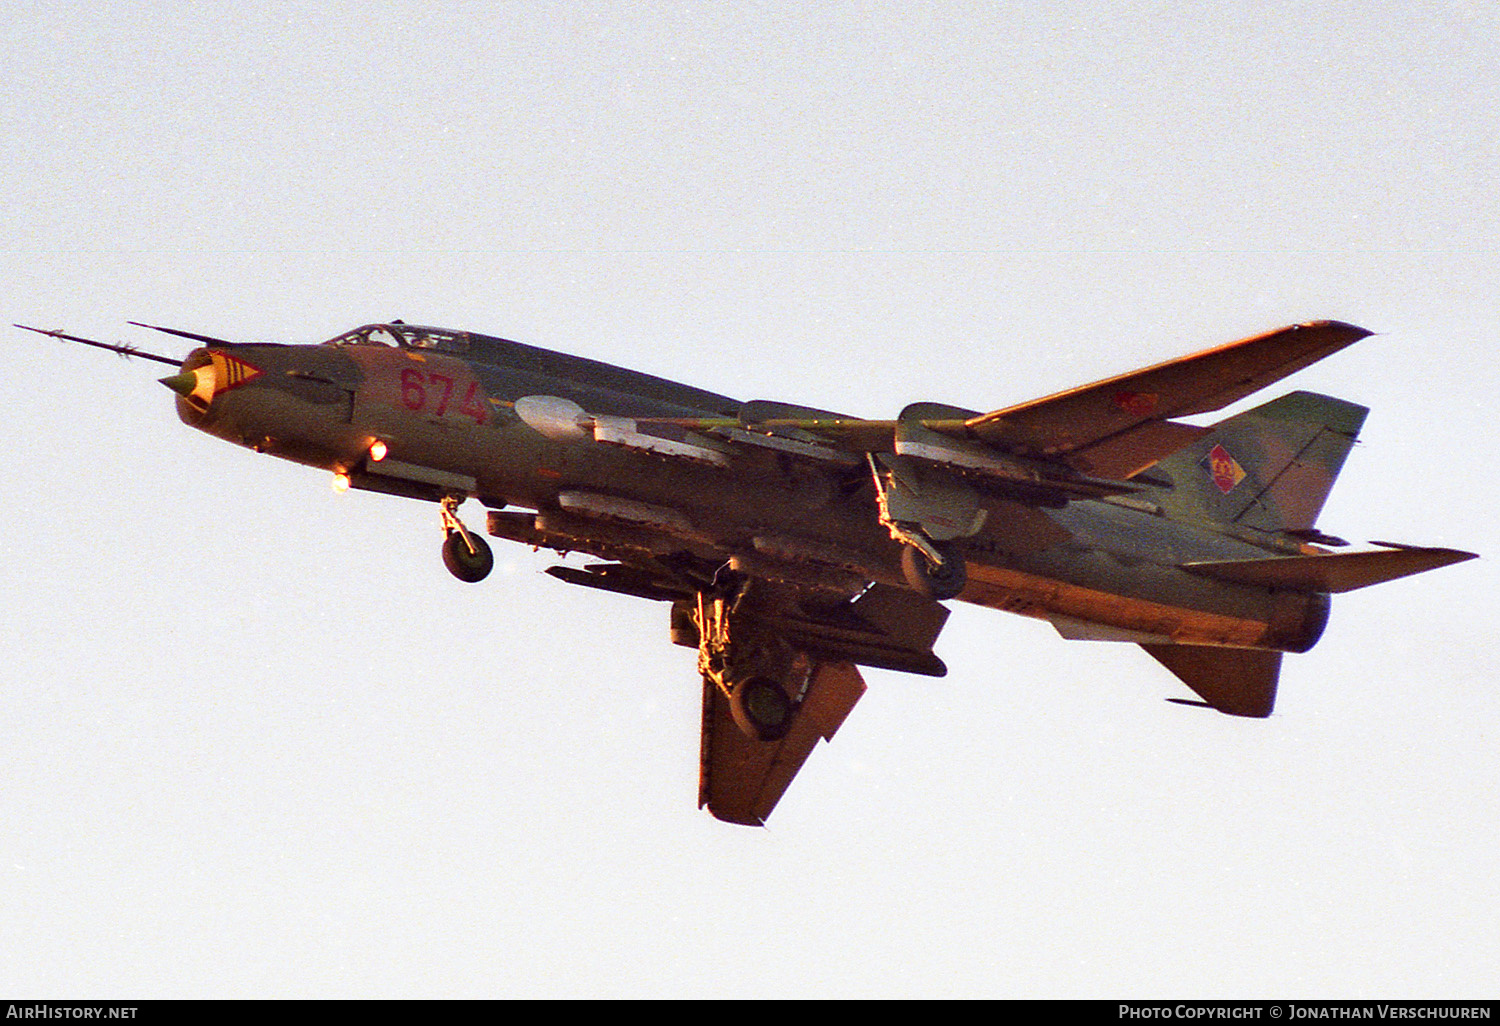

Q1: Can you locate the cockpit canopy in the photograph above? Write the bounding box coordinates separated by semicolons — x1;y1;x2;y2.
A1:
323;323;473;353
319;321;743;415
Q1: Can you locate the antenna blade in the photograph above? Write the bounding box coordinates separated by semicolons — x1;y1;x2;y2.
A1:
126;321;236;346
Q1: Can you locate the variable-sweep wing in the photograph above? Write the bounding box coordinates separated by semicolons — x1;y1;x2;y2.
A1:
648;321;1373;494
960;320;1373;477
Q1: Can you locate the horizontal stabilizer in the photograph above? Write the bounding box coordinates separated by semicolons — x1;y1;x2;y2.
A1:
1182;545;1477;593
1141;644;1282;718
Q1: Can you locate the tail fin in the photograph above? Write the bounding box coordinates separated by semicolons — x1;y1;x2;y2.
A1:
1141;645;1282;718
1144;391;1367;535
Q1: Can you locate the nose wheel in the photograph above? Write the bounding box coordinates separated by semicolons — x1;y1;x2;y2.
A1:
440;495;493;583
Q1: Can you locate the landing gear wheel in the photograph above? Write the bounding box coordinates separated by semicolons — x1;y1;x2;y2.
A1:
902;539;966;600
729;676;794;742
442;530;494;583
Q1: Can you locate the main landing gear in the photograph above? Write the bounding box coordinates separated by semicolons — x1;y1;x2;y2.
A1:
897;533;967;601
692;579;808;743
864;453;971;601
440;494;493;583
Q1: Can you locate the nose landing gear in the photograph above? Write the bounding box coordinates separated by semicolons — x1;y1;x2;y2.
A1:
440;494;493;583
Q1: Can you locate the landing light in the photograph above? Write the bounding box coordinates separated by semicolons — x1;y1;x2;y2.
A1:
369;439;388;462
332;472;351;493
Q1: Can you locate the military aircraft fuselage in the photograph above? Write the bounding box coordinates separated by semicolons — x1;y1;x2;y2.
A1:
22;316;1470;823
170;323;1331;661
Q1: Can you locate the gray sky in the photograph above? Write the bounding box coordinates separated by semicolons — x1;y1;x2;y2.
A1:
1;1;1495;998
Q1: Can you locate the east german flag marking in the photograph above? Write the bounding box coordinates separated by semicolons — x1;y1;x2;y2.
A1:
1200;443;1246;494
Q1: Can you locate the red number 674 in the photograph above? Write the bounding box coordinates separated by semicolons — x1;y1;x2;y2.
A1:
399;367;488;424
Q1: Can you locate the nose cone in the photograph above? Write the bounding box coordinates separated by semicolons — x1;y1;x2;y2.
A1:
159;363;217;404
160;349;267;411
159;369;200;397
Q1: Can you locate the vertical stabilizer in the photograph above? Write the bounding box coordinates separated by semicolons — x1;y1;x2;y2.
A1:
1145;391;1367;534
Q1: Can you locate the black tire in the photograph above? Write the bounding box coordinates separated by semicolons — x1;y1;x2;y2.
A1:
442;531;494;583
901;539;966;600
729;676;794;742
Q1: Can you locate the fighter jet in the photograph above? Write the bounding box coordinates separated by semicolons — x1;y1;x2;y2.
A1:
17;318;1475;825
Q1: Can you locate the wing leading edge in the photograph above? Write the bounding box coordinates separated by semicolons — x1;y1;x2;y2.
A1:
962;320;1373;476
642;321;1372;486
